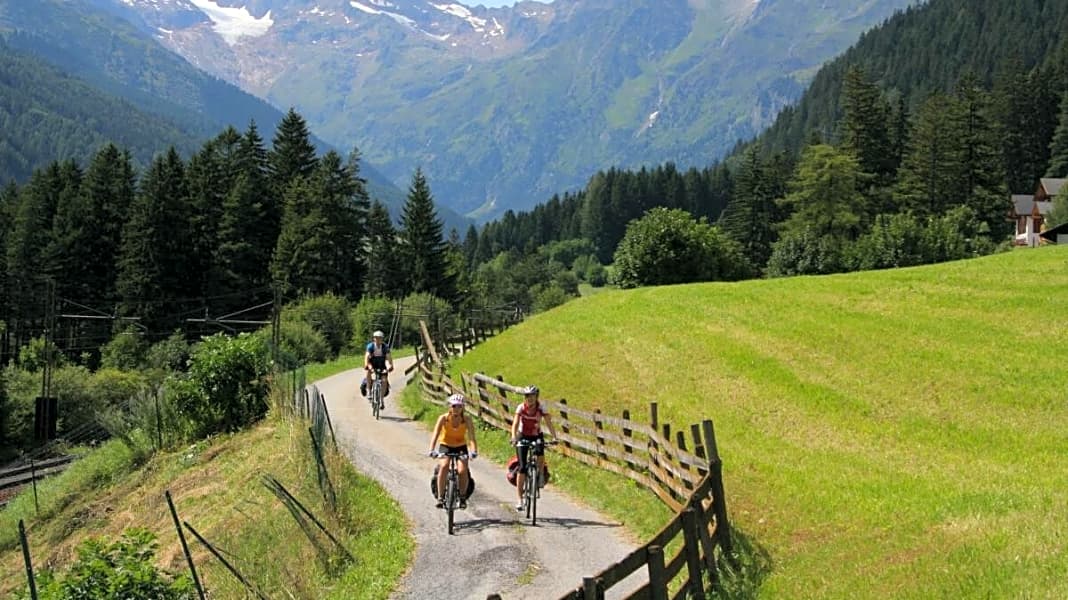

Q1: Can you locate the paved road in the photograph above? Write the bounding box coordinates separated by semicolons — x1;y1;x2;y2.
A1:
317;356;645;599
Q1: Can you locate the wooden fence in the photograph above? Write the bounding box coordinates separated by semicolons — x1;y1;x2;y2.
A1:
410;322;734;599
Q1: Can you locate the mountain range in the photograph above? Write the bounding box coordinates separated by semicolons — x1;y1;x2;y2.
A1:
97;0;918;220
0;0;473;232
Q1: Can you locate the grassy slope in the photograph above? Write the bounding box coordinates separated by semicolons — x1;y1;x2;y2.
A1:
451;246;1068;598
0;365;413;599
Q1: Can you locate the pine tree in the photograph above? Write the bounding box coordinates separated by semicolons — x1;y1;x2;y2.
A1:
6;162;74;341
267;109;318;268
894;94;959;217
718;146;779;270
1046;90;1068;177
271;151;366;298
399;168;453;299
116;148;192;336
839;66;893;183
954;75;1009;237
268;109;318;194
364;200;401;298
462;224;479;268
777;145;866;241
186;129;241;304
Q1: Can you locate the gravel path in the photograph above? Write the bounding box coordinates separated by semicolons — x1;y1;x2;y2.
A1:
317;357;645;599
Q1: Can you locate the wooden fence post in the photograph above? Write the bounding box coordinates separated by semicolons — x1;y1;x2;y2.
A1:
18;520;37;600
702;419;734;559
690;423;708;477
559;399;571;450
677;431;694;491
621;409;635;471
582;576;604;600
649;402;660;467
496;375;511;424
647;545;668;600
681;507;707;600
594;408;607;462
691;496;719;574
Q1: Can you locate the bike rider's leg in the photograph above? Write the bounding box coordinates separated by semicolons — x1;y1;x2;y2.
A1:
436;455;448;507
515;444;528;509
363;368;371;398
457;458;469;508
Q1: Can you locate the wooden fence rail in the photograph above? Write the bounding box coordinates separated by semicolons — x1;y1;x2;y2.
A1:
410;321;733;599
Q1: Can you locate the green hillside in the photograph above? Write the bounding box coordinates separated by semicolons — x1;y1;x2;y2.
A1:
453;246;1068;598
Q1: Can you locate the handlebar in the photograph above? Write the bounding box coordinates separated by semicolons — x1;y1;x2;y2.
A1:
429;451;472;459
513;439;558;447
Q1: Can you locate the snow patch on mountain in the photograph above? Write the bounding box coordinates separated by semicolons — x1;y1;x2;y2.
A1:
351;1;453;41
431;3;504;36
186;0;273;44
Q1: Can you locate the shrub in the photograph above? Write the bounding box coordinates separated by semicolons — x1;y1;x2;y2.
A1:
146;330;191;372
766;227;848;277
256;319;330;368
612;207;753;288
17;336;66;372
88;368;148;410
351;296;396;349
99;328;148;371
284;293;353;357
22;528;194;600
177;333;271;437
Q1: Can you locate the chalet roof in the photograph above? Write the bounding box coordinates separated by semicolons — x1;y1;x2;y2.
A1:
1012;195;1034;215
1040;221;1068;243
1040;178;1066;197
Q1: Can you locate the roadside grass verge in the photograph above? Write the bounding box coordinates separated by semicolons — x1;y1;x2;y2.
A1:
0;390;413;598
446;246;1068;598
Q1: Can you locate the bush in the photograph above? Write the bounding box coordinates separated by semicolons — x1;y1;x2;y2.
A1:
146;331;190;372
88;368;148;410
848;212;925;271
284;293;353;357
22;528;194;600
612;207;753;288
767;227;849;277
351;296;396;349
533;286;570;312
99;328;148;371
176;333;271;437
17;336;66;372
257;319;331;368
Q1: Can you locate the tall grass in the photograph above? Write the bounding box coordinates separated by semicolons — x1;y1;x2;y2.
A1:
450;246;1068;598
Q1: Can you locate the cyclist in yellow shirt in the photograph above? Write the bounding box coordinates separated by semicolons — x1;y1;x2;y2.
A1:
428;393;478;509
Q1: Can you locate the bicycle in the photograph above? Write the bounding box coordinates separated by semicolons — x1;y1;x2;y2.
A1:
431;449;469;535
369;367;388;420
514;438;555;526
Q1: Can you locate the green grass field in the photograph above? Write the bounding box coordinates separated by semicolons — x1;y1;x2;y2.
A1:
450;246;1068;598
0;361;413;599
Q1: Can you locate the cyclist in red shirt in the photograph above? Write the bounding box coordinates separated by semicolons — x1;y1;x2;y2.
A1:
509;385;558;511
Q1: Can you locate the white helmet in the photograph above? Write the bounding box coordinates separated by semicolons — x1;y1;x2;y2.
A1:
373;330;385;338
448;393;466;406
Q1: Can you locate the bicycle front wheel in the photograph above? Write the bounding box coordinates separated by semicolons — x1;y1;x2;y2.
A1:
529;466;539;525
372;382;382;420
446;477;456;535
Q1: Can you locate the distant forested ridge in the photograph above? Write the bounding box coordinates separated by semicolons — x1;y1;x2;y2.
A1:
0;43;201;182
467;0;1068;278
